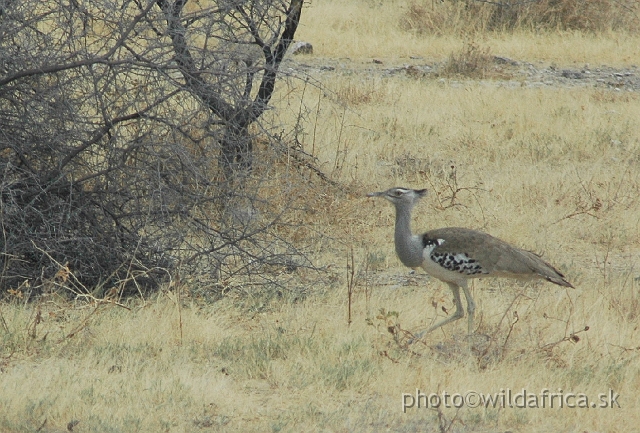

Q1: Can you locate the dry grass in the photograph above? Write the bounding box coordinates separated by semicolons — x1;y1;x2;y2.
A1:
296;0;640;65
440;41;495;78
2;0;640;432
399;0;640;34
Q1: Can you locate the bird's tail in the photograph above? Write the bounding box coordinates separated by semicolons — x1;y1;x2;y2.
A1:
522;250;574;288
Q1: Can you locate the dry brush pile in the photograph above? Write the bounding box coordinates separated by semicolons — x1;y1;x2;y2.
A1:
0;0;323;301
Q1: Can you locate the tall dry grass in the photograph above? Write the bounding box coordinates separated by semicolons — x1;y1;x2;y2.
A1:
400;0;640;34
2;0;640;432
296;0;640;65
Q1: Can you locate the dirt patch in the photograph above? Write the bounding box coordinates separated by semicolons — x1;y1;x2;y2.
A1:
285;55;640;92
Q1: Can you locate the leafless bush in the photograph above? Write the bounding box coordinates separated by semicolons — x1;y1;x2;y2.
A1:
0;0;311;299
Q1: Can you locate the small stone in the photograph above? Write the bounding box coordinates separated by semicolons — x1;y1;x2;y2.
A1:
561;70;584;79
493;56;518;66
290;41;313;55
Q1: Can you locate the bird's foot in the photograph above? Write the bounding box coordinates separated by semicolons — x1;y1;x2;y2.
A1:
407;330;427;345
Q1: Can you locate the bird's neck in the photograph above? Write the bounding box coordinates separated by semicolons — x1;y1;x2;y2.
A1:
394;204;424;268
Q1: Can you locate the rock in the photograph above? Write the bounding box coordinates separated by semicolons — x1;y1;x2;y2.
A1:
290;41;313;55
561;70;584;79
493;56;518;66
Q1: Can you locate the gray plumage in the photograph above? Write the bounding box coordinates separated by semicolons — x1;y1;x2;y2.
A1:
368;187;573;337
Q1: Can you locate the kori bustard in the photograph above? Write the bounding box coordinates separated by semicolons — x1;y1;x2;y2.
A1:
368;187;573;337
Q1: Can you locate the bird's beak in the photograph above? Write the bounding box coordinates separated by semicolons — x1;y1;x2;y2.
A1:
366;191;384;197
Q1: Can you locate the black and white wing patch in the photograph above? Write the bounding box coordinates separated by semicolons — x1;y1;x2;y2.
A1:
423;236;489;276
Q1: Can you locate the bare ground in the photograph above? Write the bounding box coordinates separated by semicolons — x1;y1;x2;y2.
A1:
284;55;640;92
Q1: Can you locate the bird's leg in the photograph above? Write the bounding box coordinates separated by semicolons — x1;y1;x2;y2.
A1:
460;281;475;335
411;282;465;342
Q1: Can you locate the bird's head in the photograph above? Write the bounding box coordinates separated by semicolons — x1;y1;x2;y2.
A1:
367;187;428;207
